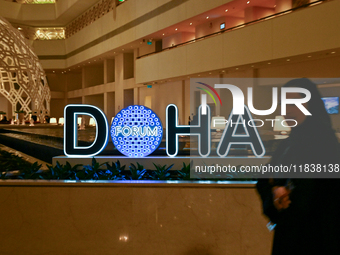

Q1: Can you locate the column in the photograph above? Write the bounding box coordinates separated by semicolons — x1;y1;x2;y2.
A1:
115;53;124;113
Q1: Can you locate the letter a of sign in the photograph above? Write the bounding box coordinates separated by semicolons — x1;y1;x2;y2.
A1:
216;105;265;157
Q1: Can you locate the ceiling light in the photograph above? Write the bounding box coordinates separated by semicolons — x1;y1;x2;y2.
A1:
268;62;271;64
286;59;290;61
247;1;250;4
162;33;165;35
53;71;55;73
308;55;312;58
18;27;22;30
206;16;209;19
190;23;192;25
225;9;228;12
236;68;239;70
331;51;336;54
175;28;178;30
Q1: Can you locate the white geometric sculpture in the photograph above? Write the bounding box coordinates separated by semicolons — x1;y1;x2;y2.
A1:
0;16;51;121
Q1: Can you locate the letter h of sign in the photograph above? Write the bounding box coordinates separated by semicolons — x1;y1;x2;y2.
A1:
166;104;210;157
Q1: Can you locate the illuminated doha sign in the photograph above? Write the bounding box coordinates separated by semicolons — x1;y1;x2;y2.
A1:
63;85;311;158
64;103;266;158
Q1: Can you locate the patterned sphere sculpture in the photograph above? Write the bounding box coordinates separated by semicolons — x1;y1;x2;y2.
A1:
0;16;50;120
110;105;163;157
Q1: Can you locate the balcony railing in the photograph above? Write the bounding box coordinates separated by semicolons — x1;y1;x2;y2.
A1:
137;0;328;59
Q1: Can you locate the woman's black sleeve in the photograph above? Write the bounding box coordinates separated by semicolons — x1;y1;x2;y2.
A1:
256;179;279;223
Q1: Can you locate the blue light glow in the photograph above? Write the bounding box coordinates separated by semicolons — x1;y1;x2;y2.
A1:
110;105;163;157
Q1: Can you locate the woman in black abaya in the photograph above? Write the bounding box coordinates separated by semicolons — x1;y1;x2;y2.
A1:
256;78;340;255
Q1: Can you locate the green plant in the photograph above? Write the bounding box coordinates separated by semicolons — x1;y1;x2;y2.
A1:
14;110;25;114
177;162;191;180
78;158;108;180
128;162;148;180
0;150;32;171
17;162;42;179
0;147;252;181
105;160;126;180
151;163;174;180
45;161;82;180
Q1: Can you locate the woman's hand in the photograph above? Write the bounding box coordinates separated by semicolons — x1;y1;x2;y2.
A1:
272;186;291;211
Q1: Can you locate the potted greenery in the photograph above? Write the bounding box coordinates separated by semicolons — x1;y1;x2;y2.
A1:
14;110;26;122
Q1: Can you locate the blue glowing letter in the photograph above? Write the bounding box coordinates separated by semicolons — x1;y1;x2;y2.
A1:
64;104;108;157
166;104;210;157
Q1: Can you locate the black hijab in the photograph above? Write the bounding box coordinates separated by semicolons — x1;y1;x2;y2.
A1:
283;78;333;130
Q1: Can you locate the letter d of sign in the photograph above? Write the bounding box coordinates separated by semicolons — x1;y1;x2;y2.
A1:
64;105;108;157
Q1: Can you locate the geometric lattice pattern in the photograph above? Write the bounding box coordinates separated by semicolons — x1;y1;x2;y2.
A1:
9;26;65;41
0;16;50;120
66;0;118;38
4;0;55;4
34;28;65;40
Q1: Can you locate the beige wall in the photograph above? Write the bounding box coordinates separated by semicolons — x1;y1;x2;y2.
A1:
195;16;226;38
139;79;190;126
0;95;11;119
162;32;195;49
50;98;66;118
244;6;274;23
0;182;272;255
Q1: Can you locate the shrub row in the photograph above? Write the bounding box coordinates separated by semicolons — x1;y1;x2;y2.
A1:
0;149;252;181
